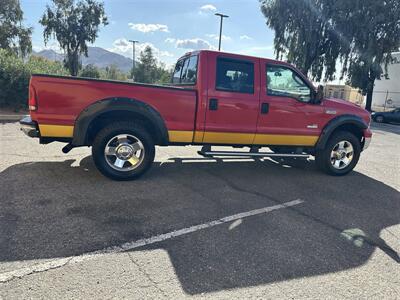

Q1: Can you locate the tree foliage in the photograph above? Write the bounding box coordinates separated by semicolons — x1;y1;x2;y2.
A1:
79;64;101;78
0;0;32;57
104;64;128;81
335;0;400;111
0;49;68;110
132;46;172;84
260;0;400;110
40;0;108;76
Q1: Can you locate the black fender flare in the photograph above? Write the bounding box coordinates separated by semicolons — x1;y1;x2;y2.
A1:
315;114;368;150
72;97;169;146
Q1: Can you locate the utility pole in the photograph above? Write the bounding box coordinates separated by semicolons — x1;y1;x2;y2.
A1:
215;13;229;51
129;40;139;80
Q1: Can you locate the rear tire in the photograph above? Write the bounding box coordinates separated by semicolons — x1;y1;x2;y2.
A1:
315;131;361;176
92;121;155;181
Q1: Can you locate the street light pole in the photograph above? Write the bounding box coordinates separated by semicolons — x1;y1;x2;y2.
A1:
215;13;229;51
129;40;139;80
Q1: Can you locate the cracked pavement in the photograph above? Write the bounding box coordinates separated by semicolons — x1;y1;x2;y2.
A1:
0;122;399;299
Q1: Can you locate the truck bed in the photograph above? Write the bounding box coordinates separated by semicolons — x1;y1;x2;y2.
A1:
29;74;198;142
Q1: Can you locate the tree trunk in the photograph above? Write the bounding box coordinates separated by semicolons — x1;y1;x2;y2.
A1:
67;51;79;76
365;78;375;112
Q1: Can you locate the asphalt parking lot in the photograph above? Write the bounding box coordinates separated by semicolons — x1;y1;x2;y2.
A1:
0;121;399;299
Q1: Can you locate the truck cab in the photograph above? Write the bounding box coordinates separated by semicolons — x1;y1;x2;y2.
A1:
21;50;372;180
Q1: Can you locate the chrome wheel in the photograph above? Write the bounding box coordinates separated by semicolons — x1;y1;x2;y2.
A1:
375;115;384;123
104;134;144;172
330;140;354;170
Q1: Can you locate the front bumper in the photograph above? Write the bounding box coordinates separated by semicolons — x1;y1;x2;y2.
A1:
363;137;371;150
362;128;372;151
20;115;40;138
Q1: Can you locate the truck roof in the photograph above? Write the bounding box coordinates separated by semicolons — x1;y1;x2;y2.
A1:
181;49;289;66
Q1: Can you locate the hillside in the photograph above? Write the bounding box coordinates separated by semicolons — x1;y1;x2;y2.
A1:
32;47;133;72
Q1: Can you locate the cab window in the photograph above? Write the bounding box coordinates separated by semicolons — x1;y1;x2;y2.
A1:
266;65;311;102
216;58;254;93
172;55;198;85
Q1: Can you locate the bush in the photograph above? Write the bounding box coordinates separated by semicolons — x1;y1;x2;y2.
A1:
103;64;128;81
79;64;101;78
0;49;67;111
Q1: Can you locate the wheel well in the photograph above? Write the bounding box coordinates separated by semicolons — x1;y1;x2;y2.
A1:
85;110;164;145
331;123;363;143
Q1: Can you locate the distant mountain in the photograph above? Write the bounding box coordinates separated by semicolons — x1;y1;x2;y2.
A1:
32;47;133;72
33;49;64;62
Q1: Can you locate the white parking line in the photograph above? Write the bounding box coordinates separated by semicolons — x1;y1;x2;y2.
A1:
0;199;303;283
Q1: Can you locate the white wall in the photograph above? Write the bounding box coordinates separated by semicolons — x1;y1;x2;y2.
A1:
373;52;400;108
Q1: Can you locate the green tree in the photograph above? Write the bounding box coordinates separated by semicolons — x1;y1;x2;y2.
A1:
40;0;108;76
156;62;173;84
260;0;400;111
79;64;101;78
132;46;172;84
103;64;127;81
335;0;400;111
0;49;67;110
0;0;32;57
132;46;158;83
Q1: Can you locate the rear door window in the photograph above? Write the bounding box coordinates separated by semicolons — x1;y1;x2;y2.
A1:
216;58;254;94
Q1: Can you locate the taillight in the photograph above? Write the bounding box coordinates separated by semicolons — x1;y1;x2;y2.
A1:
29;84;37;111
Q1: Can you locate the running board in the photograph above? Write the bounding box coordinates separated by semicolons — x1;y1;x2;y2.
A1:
198;150;310;158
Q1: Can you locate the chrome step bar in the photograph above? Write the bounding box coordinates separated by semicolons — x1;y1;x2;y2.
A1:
198;150;310;158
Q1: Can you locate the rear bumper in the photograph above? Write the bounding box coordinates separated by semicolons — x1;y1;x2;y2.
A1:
20;116;40;138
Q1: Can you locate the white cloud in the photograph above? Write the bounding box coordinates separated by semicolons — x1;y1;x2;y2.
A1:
206;34;231;41
167;38;215;50
165;38;176;44
128;23;169;33
109;38;174;60
240;35;252;40
200;4;217;12
240;45;274;56
33;42;63;53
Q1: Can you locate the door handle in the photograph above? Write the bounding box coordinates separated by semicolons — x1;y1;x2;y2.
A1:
209;98;218;111
261;102;269;114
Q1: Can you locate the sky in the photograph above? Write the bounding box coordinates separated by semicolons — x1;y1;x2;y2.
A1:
20;0;276;67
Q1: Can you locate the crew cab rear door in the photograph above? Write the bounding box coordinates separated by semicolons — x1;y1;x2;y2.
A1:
202;52;260;144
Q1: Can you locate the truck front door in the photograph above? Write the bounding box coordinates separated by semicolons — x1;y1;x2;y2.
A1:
255;63;323;146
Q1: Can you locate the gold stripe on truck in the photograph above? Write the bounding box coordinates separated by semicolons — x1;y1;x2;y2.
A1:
168;130;194;143
37;125;318;147
39;124;74;137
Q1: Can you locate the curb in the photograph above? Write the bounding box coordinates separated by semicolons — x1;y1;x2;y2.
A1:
0;114;25;122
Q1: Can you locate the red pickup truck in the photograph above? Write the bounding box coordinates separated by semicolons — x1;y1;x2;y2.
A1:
20;50;372;180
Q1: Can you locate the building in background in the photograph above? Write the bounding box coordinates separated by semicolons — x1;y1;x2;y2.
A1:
372;52;400;110
324;84;364;105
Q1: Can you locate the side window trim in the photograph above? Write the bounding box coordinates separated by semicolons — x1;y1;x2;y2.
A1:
215;57;255;94
266;63;313;102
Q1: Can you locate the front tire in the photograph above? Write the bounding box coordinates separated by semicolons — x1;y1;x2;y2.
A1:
315;131;361;176
92;121;155;181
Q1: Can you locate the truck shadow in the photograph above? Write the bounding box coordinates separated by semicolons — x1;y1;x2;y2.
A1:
0;156;399;294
